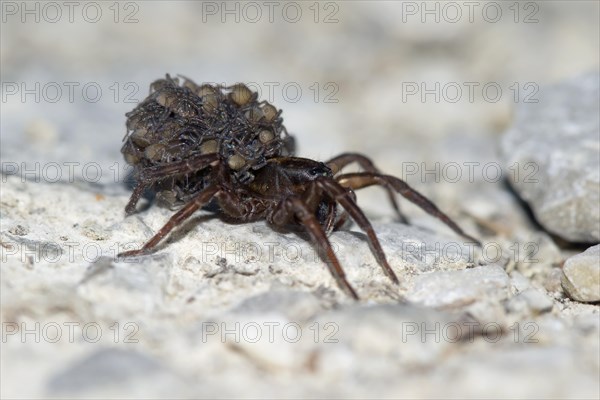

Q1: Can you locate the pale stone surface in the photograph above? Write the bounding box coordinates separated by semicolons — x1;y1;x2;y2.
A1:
404;264;511;308
2;3;600;398
562;245;600;302
501;72;600;243
46;349;187;398
2;174;600;399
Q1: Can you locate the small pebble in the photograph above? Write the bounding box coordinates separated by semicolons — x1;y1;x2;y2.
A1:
562;245;600;303
8;224;29;236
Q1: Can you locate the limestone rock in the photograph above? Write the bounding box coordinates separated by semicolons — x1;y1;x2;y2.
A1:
501;72;600;243
562;245;600;302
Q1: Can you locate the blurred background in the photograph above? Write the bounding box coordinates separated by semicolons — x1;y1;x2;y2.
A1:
2;0;598;175
1;1;599;398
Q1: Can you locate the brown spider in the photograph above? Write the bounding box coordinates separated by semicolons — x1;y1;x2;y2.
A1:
118;75;480;299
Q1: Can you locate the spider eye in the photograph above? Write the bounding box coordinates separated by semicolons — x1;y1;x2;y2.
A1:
309;166;329;178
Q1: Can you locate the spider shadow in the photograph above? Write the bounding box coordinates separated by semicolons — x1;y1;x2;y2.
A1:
208;213;373;260
147;212;219;253
268;220;370;256
215;214;328;243
135;198;372;260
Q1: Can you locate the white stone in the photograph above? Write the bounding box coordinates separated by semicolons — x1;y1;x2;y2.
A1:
562;245;600;302
405;265;511;308
501;72;600;242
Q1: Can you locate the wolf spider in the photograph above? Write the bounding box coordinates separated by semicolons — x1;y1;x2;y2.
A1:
118;76;480;299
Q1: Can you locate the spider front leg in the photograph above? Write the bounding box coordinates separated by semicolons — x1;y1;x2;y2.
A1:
118;185;220;258
336;172;481;245
270;195;359;300
316;178;399;284
125;184;147;215
325;188;357;233
125;153;219;214
326;153;408;223
299;178;340;234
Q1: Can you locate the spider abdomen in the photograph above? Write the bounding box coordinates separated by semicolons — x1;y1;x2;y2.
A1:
121;74;295;205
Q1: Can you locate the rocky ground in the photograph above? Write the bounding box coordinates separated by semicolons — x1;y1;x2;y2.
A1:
1;2;599;399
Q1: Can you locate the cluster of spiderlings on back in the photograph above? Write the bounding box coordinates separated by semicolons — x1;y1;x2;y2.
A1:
121;74;296;204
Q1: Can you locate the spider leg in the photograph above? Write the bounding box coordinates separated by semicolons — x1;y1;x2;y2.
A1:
326;153;408;223
124;153;219;215
336;172;481;246
316;178;400;284
304;181;353;234
125;184;147;215
118;185;220;258
328;189;357;232
302;178;338;234
271;196;359;300
332;210;351;232
322;201;338;234
138;153;219;181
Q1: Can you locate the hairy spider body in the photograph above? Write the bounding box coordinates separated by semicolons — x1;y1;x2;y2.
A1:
119;75;480;299
122;74;294;210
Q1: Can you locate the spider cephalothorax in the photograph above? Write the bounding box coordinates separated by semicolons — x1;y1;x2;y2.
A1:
119;74;480;299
